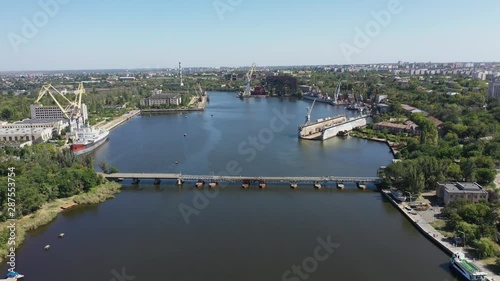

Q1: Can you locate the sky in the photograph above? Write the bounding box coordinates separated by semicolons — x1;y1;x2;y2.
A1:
0;0;499;71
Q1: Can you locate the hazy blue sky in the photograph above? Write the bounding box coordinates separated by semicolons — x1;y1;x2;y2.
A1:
1;0;499;71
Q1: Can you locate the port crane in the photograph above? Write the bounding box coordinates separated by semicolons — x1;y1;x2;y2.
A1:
241;63;257;98
195;82;207;101
305;99;316;124
334;81;342;104
35;82;86;131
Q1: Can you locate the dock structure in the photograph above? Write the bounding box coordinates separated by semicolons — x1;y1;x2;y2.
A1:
100;173;382;186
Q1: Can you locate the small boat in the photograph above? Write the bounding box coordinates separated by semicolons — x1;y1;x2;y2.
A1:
5;271;24;279
58;233;65;238
357;183;367;190
195;180;204;188
337;183;345;190
391;190;407;202
449;252;488;281
209;181;217;188
314;182;322;189
174;161;179;164
290;182;298;189
44;245;50;250
184;133;187;137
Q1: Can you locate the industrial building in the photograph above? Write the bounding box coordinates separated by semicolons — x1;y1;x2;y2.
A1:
0;127;53;143
140;93;182;107
436;182;488;205
30;104;88;122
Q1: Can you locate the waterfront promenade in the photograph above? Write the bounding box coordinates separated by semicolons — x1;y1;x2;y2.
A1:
98;110;141;131
382;190;498;279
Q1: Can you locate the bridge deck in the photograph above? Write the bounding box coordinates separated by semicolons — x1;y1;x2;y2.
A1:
102;173;381;183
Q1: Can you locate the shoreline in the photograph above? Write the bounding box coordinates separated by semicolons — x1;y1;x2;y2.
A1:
381;189;497;279
0;182;121;264
97;110;141;131
350;135;399;156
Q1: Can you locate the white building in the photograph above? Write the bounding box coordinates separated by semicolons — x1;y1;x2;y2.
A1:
140;94;182;107
0;119;68;134
0;127;53;143
488;77;500;99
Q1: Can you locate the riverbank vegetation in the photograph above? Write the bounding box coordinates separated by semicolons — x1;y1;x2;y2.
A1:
433;199;500;268
381;95;500;196
0;143;121;263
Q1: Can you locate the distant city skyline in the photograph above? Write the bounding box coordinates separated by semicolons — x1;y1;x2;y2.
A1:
1;0;500;71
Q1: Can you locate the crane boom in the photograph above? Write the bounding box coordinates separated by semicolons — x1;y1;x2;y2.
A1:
243;63;257;97
305;99;316;124
35;83;87;129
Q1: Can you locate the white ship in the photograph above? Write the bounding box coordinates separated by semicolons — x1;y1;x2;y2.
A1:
70;126;109;155
450;252;487;281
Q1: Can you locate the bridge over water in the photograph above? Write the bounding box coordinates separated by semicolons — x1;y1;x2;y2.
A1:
101;173;382;187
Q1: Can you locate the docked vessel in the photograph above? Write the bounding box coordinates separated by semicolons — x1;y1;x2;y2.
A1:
70;126;109;155
302;93;334;105
299;115;372;140
391;189;407;202
302;82;342;105
449;252;487;281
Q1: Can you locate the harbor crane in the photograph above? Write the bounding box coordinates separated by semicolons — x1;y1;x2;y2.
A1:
334;81;342;104
305;99;316;124
35;82;86;131
195;82;207;101
241;63;257;98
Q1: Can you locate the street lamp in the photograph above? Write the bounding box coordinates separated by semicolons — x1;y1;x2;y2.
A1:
458;230;466;249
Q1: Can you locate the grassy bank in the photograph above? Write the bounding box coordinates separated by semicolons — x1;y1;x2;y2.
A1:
0;181;121;263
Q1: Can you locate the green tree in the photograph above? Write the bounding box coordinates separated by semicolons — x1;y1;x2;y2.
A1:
476;237;497;258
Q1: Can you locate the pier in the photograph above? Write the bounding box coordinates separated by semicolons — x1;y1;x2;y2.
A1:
101;173;382;186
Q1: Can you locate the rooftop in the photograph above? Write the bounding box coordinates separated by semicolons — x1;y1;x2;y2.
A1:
439;182;487;194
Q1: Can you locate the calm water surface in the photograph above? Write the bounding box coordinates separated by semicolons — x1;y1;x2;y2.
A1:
2;92;459;281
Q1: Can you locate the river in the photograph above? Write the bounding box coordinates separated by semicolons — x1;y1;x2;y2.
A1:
2;92;460;281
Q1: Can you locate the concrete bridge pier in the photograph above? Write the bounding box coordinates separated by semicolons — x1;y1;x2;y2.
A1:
154;178;161;185
314;181;322;189
196;180;205;188
132;178;140;184
259;180;267;189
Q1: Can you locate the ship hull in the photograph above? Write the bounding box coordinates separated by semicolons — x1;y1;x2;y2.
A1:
321;116;372;140
302;95;334;105
299;116;372;141
71;130;109;155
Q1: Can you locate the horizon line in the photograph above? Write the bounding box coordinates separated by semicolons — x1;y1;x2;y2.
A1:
2;61;499;74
